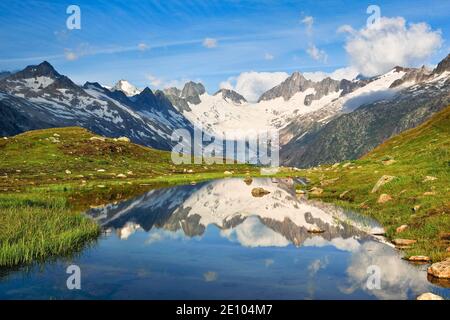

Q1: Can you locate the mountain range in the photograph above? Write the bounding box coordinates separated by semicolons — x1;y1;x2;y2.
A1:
0;53;449;167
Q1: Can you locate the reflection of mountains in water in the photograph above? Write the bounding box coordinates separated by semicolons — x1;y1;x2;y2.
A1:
86;178;384;246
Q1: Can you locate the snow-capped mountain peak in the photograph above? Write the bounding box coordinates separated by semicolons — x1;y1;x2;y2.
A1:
112;79;141;96
214;88;247;104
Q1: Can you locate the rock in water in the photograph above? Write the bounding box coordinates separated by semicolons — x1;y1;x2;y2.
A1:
417;293;444;300
408;256;431;262
371;175;396;193
251;187;270;197
243;176;253;185
307;227;325;233
427;258;450;279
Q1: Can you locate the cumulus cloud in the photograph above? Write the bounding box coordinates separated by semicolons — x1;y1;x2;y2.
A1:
340;17;442;77
220;71;289;102
306;44;328;63
203;37;218;48
301;16;314;35
303;66;359;82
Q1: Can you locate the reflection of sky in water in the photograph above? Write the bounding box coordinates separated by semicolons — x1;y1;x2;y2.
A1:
0;178;448;300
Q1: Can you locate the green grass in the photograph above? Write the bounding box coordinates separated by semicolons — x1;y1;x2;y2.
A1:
0;193;99;266
297;105;450;261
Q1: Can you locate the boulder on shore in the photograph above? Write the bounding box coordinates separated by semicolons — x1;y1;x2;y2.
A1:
427;258;450;279
396;224;408;233
117;136;130;142
377;193;392;203
392;239;417;246
417;293;444;300
371;175;396;193
309;187;323;195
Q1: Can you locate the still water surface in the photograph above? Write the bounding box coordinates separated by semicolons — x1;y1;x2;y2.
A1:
0;178;448;299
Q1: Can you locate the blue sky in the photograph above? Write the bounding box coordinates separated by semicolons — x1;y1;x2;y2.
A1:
0;0;449;92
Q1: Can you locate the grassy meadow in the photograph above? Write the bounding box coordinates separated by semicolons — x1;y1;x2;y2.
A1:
296;105;450;261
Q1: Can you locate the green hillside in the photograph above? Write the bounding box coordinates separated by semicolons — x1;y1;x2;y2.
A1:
301;105;450;261
0;126;256;191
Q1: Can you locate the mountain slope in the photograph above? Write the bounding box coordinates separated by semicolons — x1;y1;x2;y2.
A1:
281;57;450;168
299;104;450;261
111;79;141;96
0;62;193;150
171;66;406;140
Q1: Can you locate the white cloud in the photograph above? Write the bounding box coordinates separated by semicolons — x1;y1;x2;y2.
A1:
340;17;442;77
264;53;274;60
64;49;78;61
303;66;359;82
221;216;290;247
203;37;218;48
146;74;162;87
146;74;192;89
220;71;289;102
138;42;149;51
306;44;328;63
301;16;314;35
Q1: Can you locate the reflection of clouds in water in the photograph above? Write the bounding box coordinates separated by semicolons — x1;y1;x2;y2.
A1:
145;228;187;245
307;257;329;299
341;241;430;300
221;216;290;247
117;222;142;240
203;271;218;282
308;257;329;276
303;236;361;252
